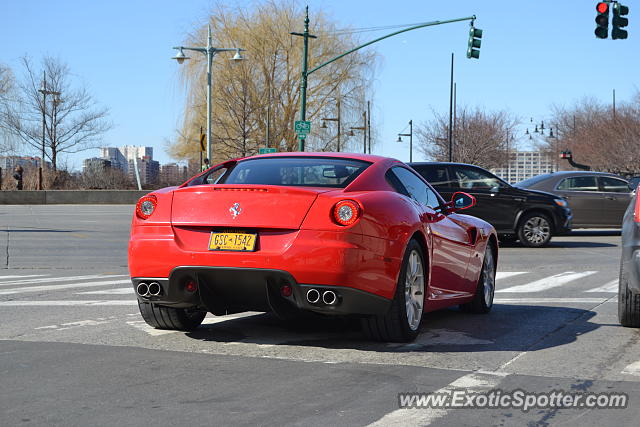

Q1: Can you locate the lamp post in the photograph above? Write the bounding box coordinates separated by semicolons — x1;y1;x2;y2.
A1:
38;71;61;189
292;9;477;151
321;98;341;151
348;111;367;154
397;120;413;162
173;25;245;164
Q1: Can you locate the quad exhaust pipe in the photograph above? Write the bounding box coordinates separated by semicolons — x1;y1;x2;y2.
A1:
306;289;320;304
305;288;339;305
322;290;337;305
136;282;162;297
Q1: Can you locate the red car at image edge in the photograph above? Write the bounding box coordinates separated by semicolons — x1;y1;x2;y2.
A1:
128;153;498;342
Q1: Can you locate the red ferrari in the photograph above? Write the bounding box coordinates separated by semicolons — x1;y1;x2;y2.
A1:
129;153;498;342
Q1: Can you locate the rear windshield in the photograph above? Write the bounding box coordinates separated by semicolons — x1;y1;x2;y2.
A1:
516;174;552;188
204;157;370;188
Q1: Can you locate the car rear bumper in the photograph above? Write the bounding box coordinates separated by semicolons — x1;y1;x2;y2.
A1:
129;227;401;304
131;266;392;316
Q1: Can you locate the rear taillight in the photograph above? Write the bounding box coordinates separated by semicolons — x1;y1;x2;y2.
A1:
136;195;157;220
332;200;362;226
635;188;640;223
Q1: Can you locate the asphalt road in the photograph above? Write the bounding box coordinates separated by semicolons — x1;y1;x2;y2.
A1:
1;205;639;426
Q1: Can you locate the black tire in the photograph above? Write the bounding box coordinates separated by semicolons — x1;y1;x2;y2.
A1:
517;212;552;247
138;301;206;331
361;239;425;342
461;241;496;314
618;260;640;327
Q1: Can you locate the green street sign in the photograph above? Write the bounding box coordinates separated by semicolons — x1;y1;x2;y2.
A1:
294;120;311;135
259;147;277;154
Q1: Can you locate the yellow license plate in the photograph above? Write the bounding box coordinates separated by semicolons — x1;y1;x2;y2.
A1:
208;232;257;251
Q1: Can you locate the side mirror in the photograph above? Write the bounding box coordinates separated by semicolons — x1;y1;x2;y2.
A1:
451;192;476;211
628;177;640;191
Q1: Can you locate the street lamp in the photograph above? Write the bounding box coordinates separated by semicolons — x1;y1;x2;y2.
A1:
321;98;341;151
349;111;367;154
38;70;61;190
172;25;245;164
397;120;413;162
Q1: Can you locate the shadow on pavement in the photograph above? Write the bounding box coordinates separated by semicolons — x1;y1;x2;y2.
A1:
184;304;601;353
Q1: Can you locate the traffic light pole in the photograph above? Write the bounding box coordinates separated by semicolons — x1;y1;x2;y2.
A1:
293;12;477;152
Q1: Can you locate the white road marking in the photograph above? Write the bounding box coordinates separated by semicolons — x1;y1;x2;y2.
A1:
496;271;597;293
621;361;640;376
586;279;619;293
0;279;132;295
494;297;611;304
77;288;133;295
126;320;178;336
368;371;507;426
0;300;137;306
495;271;526;280
0;274;128;287
0;275;47;281
201;312;262;325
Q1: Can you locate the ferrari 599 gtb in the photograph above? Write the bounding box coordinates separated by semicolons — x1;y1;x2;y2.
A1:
129;153;498;342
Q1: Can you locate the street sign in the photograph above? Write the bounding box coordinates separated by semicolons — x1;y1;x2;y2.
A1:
199;133;206;152
294;120;311;136
259;147;277;154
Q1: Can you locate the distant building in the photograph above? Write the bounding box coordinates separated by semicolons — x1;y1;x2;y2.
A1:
491;150;556;184
129;157;159;186
160;163;188;184
99;145;158;185
0;156;43;171
83;157;111;174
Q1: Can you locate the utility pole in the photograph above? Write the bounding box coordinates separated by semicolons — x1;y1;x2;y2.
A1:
349;112;367;154
448;53;454;162
291;6;317;152
292;11;478;152
367;100;371;154
613;88;616;120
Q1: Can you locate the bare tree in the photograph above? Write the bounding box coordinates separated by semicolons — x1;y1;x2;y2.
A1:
1;56;112;171
416;106;517;169
169;0;377;162
540;95;640;175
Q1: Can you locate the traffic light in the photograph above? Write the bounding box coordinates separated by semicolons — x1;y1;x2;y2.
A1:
595;2;610;39
560;150;572;160
467;27;482;59
612;3;629;39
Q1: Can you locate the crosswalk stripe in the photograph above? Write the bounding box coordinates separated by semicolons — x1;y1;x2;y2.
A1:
0;274;128;287
0;300;137;306
368;371;507;426
0;279;132;295
0;275;47;281
77;288;133;295
585;279;618;293
496;272;526;280
494;297;611;304
496;271;597;293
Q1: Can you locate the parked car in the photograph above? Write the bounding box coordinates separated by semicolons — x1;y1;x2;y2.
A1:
517;171;631;228
129;154;498;343
619;188;640;327
409;162;572;247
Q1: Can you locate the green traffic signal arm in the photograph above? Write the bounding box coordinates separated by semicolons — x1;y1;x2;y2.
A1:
306;15;477;76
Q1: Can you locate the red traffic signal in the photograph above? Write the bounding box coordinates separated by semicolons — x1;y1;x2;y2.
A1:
597;2;608;14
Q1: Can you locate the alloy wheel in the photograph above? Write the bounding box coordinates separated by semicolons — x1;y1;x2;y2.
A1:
404;249;425;331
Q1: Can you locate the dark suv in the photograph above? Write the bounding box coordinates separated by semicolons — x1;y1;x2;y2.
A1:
409;162;572;247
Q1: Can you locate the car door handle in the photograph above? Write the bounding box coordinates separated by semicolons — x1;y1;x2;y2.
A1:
605;196;616;200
